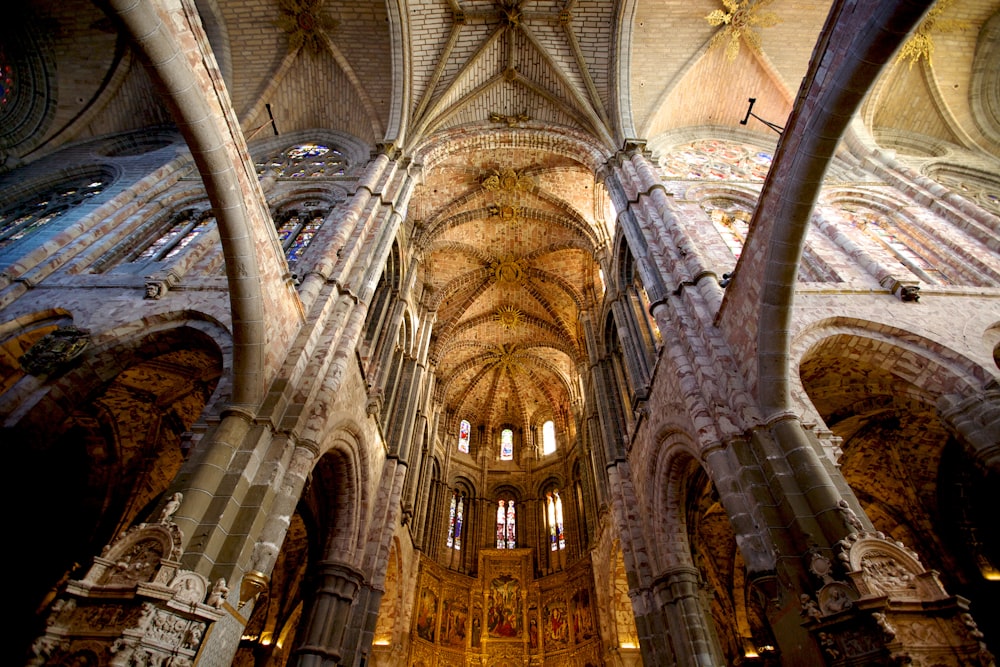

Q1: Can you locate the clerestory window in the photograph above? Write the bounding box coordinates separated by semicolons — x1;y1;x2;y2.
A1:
446;490;465;550
135;210;215;261
496;497;516;548
458;419;470;454
546;489;565;551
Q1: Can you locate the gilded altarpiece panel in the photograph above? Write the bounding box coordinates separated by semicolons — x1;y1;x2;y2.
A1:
408;551;602;666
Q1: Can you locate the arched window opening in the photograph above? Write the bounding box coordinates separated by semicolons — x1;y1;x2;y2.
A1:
256;142;348;179
446;490;465;550
706;202;752;260
458;419;470;454
135;210;215;261
500;428;514;461
546;490;565;551
840;204;950;284
542;420;556;455
657;139;773;183
620;243;661;355
275;208;327;262
496;497;516;548
704;195;840;283
1;176;108;250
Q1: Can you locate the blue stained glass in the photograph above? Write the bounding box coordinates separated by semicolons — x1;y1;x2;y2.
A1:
454;496;464;550
447;494;456;548
458;419;470;453
139;219;188;259
164;217;212;259
500;428;513;460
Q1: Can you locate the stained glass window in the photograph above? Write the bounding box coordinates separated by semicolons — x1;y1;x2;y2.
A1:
659;139;773;182
0;47;13;107
705;203;753;260
447;491;464;550
0;178;107;250
255;143;348;179
458;419;470;453
496;498;516;548
547;490;565;551
135;210;214;262
500;428;513;461
542;420;556;455
840;205;947;284
447;494;457;548
275;210;327;262
506;501;516;547
454;495;464;550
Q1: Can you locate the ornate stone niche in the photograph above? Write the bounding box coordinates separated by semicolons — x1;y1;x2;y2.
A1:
799;532;995;667
28;518;225;666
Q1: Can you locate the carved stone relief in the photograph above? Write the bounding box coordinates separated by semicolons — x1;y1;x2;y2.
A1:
27;514;224;667
18;325;91;375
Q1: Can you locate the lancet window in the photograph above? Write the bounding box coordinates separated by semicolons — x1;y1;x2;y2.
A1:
705;201;752;260
542;420;556;455
496;497;516;549
275;208;327;262
500;428;514;461
135;209;215;261
704;195;841;283
458;419;470;454
446;490;465;550
546;489;565;551
839;204;951;284
0;176;108;251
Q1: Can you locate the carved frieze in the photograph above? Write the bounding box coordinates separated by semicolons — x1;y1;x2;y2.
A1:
27;514;223;667
838;534;930;601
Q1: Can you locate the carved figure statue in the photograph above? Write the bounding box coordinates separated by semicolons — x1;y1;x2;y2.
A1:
819;632;841;660
183;624;204;649
207;578;229;608
826;586;853;613
873;611;896;640
144;281;163;300
800;594;823;621
160;493;183;524
838;499;864;533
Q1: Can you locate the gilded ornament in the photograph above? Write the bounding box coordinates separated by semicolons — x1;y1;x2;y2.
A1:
277;0;339;53
482;168;532;193
705;0;780;61
897;0;969;67
496;305;522;329
491;255;524;284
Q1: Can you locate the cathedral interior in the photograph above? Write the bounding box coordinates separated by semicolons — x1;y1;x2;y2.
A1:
2;0;999;665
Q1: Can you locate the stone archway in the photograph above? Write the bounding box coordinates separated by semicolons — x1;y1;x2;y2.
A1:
5;324;223;658
799;331;1000;655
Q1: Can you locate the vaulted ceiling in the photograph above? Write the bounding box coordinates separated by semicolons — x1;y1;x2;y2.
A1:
4;0;997;443
411;151;608;437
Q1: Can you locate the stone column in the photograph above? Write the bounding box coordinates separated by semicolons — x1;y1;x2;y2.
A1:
294;560;365;666
654;566;724;667
938;388;1000;476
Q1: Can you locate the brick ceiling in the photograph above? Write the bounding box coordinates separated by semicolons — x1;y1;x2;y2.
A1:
11;0;998;438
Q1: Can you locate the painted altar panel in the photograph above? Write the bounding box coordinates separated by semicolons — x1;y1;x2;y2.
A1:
408;551;606;665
